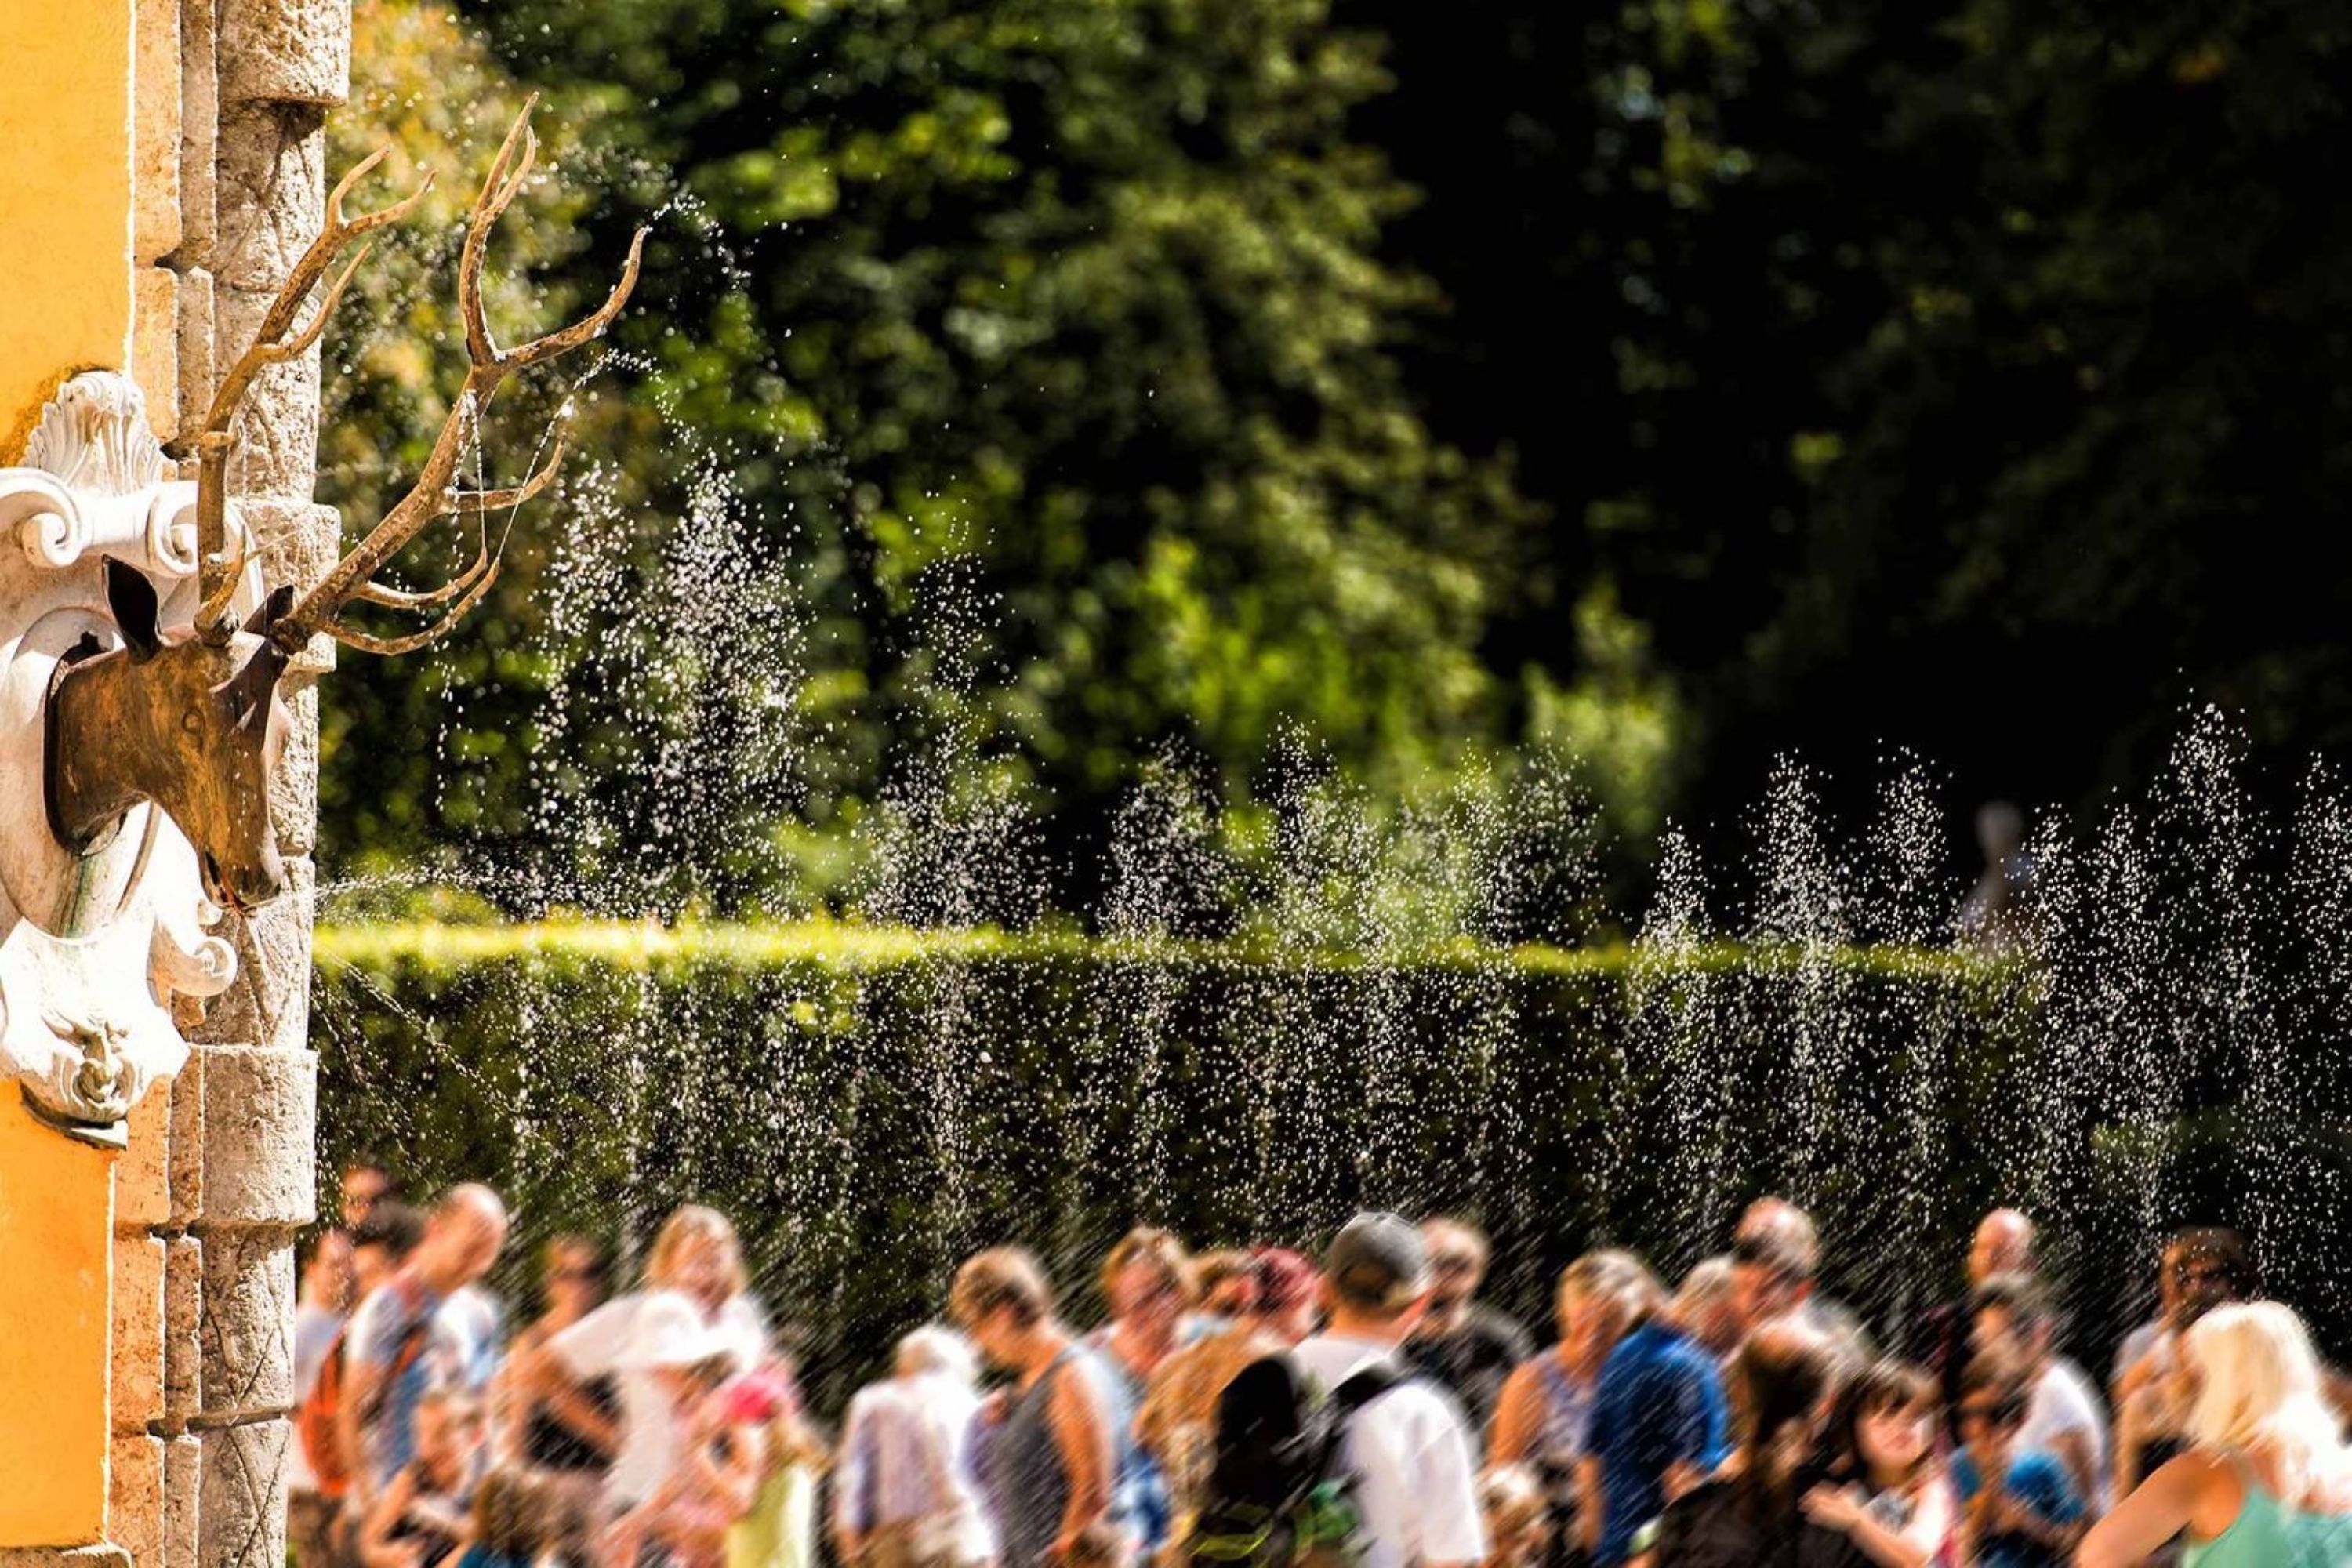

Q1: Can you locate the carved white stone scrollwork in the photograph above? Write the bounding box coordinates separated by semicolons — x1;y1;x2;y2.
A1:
0;371;253;1141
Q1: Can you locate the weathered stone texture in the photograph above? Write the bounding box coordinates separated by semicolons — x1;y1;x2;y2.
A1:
218;0;351;107
114;1234;169;1432
213;101;322;297
198;1418;290;1568
191;1043;316;1217
191;864;318;1054
109;1433;166;1563
136;0;184;265
0;1548;132;1568
179;0;220;265
175;263;216;446
271;683;323;852
169;1044;205;1225
198;1230;297;1421
163;1435;202;1565
165;1234;205;1428
118;1080;173;1230
136;267;182;441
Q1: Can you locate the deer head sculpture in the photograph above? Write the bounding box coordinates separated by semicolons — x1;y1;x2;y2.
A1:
42;101;644;913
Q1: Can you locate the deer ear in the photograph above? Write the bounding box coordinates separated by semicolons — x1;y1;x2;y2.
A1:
244;584;296;634
105;557;162;662
223;640;290;731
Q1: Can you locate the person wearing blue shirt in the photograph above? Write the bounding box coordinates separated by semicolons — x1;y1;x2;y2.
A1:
1581;1263;1732;1564
1953;1358;2085;1566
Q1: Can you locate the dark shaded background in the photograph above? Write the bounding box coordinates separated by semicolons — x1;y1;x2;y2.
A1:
316;0;2352;913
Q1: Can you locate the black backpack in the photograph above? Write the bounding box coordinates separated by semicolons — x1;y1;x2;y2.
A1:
1189;1353;1403;1568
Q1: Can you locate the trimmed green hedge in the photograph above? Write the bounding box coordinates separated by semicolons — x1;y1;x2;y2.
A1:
311;919;2253;1411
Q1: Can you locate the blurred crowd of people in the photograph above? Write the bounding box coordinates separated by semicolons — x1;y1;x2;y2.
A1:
286;1160;2352;1567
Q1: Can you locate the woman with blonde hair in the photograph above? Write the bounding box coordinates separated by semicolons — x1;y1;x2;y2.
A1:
529;1206;771;1523
2078;1300;2352;1566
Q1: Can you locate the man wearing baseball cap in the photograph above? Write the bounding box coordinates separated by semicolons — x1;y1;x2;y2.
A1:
1291;1211;1486;1568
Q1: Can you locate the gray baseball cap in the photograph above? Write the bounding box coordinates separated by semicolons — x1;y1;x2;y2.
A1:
1326;1210;1430;1314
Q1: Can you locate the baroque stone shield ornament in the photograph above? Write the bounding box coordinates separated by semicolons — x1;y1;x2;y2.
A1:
0;371;253;1142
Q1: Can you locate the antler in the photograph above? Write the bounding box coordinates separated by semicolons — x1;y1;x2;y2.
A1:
270;96;648;659
192;146;435;642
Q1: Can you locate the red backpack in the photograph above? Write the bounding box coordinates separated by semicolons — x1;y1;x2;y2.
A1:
295;1308;431;1496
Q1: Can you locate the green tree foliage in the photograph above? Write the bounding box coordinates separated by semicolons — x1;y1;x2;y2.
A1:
318;0;1538;910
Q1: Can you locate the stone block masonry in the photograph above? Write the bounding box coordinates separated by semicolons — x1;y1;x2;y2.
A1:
108;0;345;1559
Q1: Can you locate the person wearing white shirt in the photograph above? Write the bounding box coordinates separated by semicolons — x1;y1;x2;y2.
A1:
529;1205;770;1511
833;1326;993;1568
1973;1270;2110;1511
1291;1212;1486;1568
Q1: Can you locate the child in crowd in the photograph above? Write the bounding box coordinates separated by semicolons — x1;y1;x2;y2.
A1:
608;1351;744;1567
1802;1360;1955;1566
452;1468;541;1568
718;1355;828;1568
359;1389;488;1568
1951;1355;2084;1566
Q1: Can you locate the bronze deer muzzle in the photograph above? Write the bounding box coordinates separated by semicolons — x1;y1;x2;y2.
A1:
35;100;642;913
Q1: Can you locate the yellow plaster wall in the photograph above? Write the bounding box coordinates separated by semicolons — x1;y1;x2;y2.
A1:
0;0;139;1545
0;1099;116;1545
0;0;136;460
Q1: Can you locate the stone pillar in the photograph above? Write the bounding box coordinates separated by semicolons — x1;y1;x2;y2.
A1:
192;0;343;1560
111;0;343;1563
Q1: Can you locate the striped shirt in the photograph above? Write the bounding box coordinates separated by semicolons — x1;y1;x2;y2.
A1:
835;1372;991;1555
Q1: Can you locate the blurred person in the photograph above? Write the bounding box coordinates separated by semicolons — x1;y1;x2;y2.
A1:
1730;1199;1867;1352
1633;1319;1839;1566
1490;1250;1652;1565
1189;1250;1260;1331
1915;1207;2037;1437
1950;1352;2082;1567
1579;1253;1730;1565
834;1326;991;1568
341;1186;510;1515
2079;1300;2352;1566
602;1319;748;1568
706;1352;827;1568
1086;1227;1193;1553
1667;1258;1740;1363
951;1246;1129;1568
1407;1217;1537;1441
1800;1359;1955;1567
1479;1465;1552;1568
292;1229;358;1566
1969;1272;2106;1511
2114;1228;2259;1411
1958;800;2035;948
343;1156;400;1228
451;1468;541;1568
2112;1230;2257;1505
1135;1246;1318;1540
2113;1234;2191;1400
533;1205;769;1519
1288;1211;1484;1568
297;1206;426;1563
503;1236;619;1478
357;1387;488;1568
352;1202;428;1299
